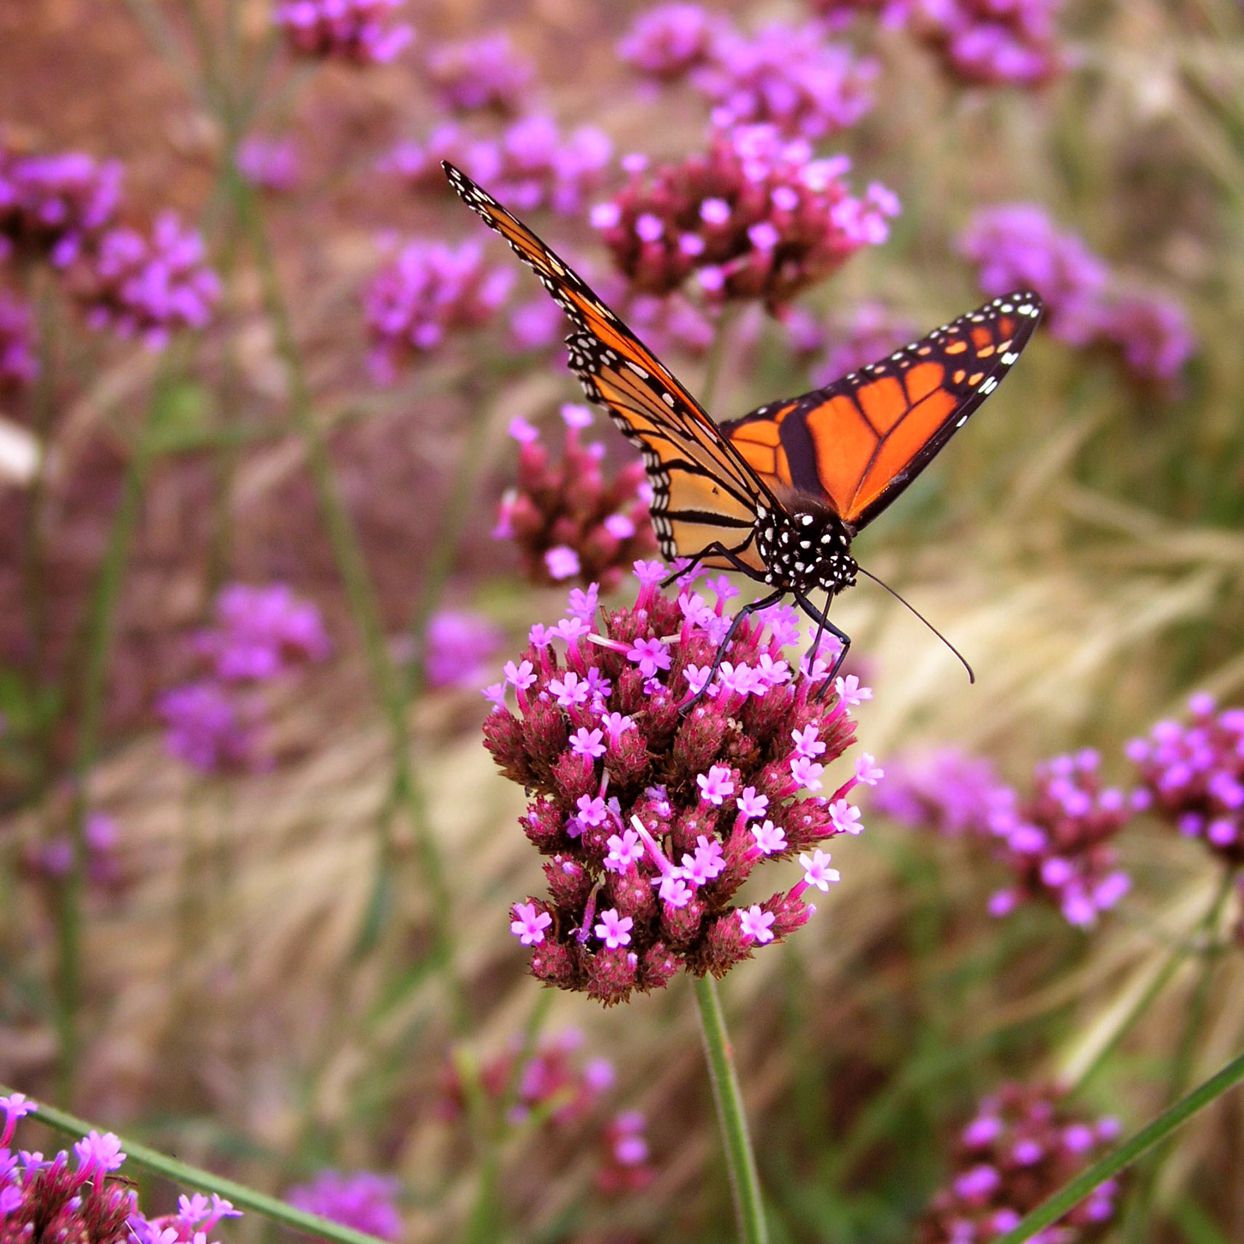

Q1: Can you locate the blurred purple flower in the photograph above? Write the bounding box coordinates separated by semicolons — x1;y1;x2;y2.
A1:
0;140;123;266
274;0;413;65
916;0;1064;87
24;810;120;888
493;404;657;590
694;22;878;140
196;582;332;682
619;4;730;81
287;1172;402;1241
0;288;37;392
806;300;919;383
986;750;1133;928
364;238;514;381
1096;291;1195;386
158;680;262;774
1128;693;1244;867
424;608;505;689
872;746;1008;838
812;0;914;30
596;1110;656;1195
485;564;874;1003
425;33;534;116
237;135;302;193
73;212;221;349
918;1081;1120;1243
595;125;899;311
383;114;611;216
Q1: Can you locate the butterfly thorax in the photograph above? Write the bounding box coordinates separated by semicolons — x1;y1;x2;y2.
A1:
754;502;858;597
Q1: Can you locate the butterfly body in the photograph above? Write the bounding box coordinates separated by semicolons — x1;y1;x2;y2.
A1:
443;159;1043;688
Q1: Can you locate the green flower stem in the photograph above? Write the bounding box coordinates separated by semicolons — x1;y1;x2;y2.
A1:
0;1087;389;1244
692;974;769;1244
990;1047;1244;1244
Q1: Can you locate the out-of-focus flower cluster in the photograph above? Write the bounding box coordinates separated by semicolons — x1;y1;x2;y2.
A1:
425;33;535;116
782;300;918;385
237;136;302;193
872;747;1007;838
593;125;899;311
364;238;514;381
0;133;218;351
960;204;1195;385
383;116;612;218
917;1082;1121;1243
158;582;331;774
0;289;36;393
274;0;413;65
1128;693;1244;867
286;1171;402;1241
421;608;505;690
22;809;120;891
485;562;879;1004
0;1094;240;1244
494;405;657;590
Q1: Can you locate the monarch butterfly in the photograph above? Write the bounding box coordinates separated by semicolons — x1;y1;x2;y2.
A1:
443;160;1043;691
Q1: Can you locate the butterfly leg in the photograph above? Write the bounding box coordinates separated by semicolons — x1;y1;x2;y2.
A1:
658;542;734;590
682;587;786;712
793;592;851;700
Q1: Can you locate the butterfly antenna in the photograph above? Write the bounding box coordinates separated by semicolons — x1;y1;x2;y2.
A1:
856;566;975;683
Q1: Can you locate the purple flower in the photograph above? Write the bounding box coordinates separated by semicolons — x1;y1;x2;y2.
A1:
1096;290;1195;385
0;289;36;392
196;582;331;682
237;136;302;193
619;4;731;82
915;0;1065;88
597;1110;656;1195
274;0;413;65
1129;694;1244;866
286;1171;401;1241
596;125;898;311
23;810;120;889
425;33;534;115
812;0;914;29
804;300;918;384
74;212;221;350
158;680;261;774
424;608;504;689
364;238;513;381
694;22;878;141
871;746;1009;837
918;1082;1120;1243
483;563;872;1004
0;140;123;266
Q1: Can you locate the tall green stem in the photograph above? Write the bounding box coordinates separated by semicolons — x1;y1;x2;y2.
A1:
692;974;769;1244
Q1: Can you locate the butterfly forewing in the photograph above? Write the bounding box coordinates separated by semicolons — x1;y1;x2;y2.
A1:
721;292;1044;530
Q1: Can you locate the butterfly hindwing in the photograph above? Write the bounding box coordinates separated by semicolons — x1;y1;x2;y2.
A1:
443;161;773;572
722;291;1044;530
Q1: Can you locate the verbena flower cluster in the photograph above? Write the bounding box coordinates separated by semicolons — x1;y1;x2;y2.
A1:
274;0;413;65
618;4;730;82
423;608;505;690
493;405;657;590
381;115;612;216
364;238;514;381
424;33;535;116
0;134;218;349
484;562;880;1004
23;809;120;890
914;0;1064;87
0;288;36;392
237;136;302;193
596;1111;655;1196
917;1082;1120;1243
960;203;1195;384
592;125;899;311
159;582;330;773
286;1171;402;1240
1128;693;1244;867
792;300;918;385
0;1094;241;1244
872;747;1008;838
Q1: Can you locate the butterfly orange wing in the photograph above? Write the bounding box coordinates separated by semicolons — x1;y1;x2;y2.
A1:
443;161;775;573
722;292;1044;530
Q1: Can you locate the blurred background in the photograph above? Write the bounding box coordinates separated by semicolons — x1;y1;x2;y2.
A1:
2;1;1243;1241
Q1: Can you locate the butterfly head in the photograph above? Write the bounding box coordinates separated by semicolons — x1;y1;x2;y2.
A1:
755;503;857;598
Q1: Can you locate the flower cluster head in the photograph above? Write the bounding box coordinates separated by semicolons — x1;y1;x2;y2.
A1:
71;213;221;350
797;300;918;385
914;0;1064;87
424;33;534;116
0;139;123;267
960;203;1195;385
364;238;514;382
485;562;880;1004
0;1094;241;1244
383;115;611;216
23;809;120;890
274;0;413;65
286;1172;402;1241
0;289;36;392
493;405;657;590
872;746;1009;838
423;608;505;690
693;22;878;141
811;0;914;31
596;1111;656;1196
237;136;302;193
158;582;330;774
618;4;730;82
593;126;899;312
917;1081;1120;1243
1128;693;1244;867
986;750;1132;928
